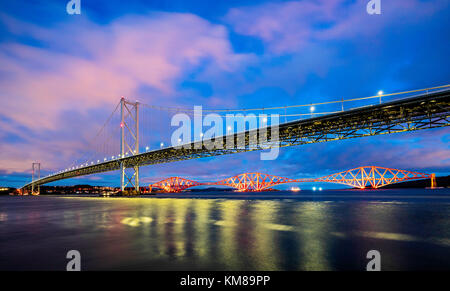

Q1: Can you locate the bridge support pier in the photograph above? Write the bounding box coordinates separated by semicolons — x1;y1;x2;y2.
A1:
31;162;40;195
135;164;139;191
430;173;437;189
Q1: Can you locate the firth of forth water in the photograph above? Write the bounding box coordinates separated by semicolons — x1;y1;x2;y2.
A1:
1;189;450;270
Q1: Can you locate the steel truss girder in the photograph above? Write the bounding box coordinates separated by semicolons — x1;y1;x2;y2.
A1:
152;177;202;192
315;166;431;189
213;172;297;191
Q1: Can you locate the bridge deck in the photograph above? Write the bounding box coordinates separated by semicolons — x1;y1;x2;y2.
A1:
23;89;450;189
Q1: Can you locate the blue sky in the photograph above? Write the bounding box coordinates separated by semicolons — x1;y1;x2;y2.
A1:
0;0;449;189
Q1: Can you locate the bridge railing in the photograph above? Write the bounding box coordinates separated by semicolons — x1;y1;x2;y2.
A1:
157;84;450;120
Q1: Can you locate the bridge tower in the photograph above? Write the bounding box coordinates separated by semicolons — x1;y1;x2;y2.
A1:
430;173;437;189
120;98;140;193
31;162;40;195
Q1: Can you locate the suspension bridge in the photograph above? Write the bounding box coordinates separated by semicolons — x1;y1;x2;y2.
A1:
21;85;450;194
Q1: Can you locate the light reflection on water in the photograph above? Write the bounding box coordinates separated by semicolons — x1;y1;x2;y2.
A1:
1;193;450;270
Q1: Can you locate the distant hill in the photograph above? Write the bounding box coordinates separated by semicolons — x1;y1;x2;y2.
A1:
0;187;16;195
381;175;449;189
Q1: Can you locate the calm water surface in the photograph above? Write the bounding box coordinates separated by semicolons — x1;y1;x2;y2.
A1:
1;189;450;270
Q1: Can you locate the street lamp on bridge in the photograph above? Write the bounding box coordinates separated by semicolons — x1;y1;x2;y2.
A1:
378;90;383;104
310;105;315;117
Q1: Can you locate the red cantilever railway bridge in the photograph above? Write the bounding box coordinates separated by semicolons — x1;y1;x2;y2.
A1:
149;166;437;192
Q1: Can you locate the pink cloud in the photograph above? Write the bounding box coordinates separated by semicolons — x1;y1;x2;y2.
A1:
224;0;445;54
0;13;249;130
225;0;337;53
0;12;252;173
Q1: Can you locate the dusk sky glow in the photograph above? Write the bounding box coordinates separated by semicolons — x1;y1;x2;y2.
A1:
0;0;449;188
